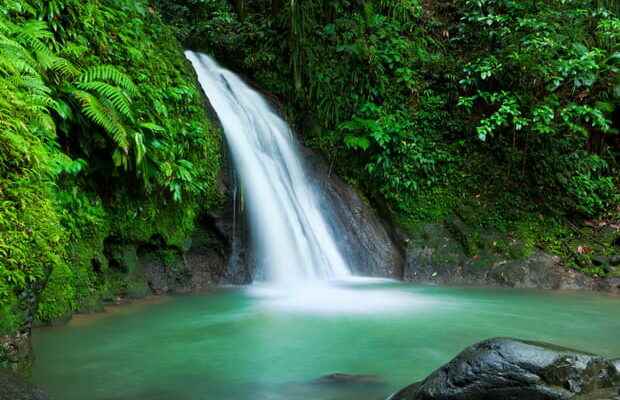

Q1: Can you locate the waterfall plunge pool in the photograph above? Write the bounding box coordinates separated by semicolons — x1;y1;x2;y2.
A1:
32;282;620;400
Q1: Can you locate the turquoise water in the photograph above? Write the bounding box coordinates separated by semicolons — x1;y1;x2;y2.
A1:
32;283;620;400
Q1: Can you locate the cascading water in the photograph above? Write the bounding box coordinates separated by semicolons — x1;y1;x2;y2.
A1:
185;51;351;286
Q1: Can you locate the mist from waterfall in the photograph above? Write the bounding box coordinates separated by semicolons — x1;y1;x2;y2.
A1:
185;51;351;286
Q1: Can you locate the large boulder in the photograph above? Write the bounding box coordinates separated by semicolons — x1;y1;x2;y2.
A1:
0;369;49;400
389;338;619;400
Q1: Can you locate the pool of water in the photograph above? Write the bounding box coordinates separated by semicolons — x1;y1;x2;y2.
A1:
32;282;620;400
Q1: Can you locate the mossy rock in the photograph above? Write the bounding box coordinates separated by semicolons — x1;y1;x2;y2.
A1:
125;279;150;300
445;215;480;257
106;243;139;275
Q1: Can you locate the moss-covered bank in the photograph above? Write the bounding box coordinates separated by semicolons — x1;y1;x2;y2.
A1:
0;0;221;373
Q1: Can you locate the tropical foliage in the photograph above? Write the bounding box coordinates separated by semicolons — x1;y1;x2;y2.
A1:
160;0;618;271
1;0;619;368
0;0;220;337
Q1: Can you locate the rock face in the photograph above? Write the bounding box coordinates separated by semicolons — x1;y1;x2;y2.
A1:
404;222;620;293
301;147;404;278
389;338;619;400
140;220;232;294
0;369;49;400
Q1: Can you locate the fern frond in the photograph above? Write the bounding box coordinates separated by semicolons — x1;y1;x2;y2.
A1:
75;81;133;120
17;21;51;41
138;122;165;133
132;132;146;164
35;51;79;78
78;66;136;95
72;89;129;150
8;75;50;95
0;56;36;76
15;21;51;53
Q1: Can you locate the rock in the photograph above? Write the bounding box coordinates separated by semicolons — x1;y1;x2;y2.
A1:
403;227;618;291
313;373;383;386
106;243;140;275
183;221;231;288
389;338;618;400
614;359;620;374
0;369;49;400
594;277;620;295
0;331;33;375
445;215;478;257
301;146;404;278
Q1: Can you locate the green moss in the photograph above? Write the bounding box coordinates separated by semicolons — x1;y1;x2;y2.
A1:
1;0;222;343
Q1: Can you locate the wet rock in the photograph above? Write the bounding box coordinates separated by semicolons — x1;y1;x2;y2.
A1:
403;220;619;292
0;369;49;400
595;277;620;295
140;216;240;293
301;147;404;278
389;338;618;400
106;243;140;275
184;220;232;287
313;373;384;386
0;331;33;375
206;150;256;284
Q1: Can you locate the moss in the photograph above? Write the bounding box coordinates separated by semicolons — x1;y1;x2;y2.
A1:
109;197;202;249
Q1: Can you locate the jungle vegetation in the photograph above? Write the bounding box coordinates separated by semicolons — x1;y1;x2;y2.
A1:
0;0;220;342
158;0;619;270
0;0;618;368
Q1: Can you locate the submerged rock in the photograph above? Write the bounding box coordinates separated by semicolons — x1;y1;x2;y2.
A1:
0;369;49;400
313;373;384;386
389;338;618;400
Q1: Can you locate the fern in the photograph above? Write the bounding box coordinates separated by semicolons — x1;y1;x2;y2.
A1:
75;81;133;120
72;89;129;151
39;52;80;78
78;66;136;95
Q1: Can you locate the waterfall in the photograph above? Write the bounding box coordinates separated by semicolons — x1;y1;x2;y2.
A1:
186;52;351;285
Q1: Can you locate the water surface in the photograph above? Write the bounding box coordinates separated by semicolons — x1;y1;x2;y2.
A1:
33;283;620;400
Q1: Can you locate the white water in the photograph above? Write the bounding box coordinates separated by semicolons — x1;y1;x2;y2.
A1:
186;52;351;286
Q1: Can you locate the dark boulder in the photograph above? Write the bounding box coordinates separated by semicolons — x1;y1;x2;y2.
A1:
0;369;49;400
389;338;618;400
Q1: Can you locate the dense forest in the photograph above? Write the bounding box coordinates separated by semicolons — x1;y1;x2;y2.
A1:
1;0;619;375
